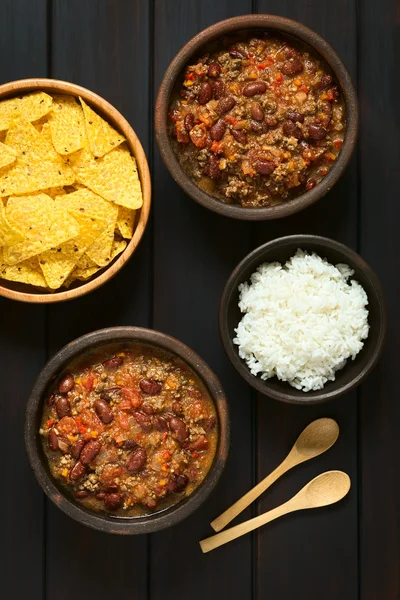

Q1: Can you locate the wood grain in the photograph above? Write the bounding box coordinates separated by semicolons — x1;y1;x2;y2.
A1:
46;2;151;599
0;2;47;599
358;0;400;597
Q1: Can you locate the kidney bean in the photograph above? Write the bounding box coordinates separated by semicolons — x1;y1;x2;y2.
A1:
198;81;212;105
229;47;245;58
94;398;113;424
133;411;152;432
139;378;162;395
204;415;217;431
104;493;122;510
216;96;235;115
127;448;147;472
80;440;102;465
169;417;188;443
167;473;189;493
185;435;209;452
141;403;155;415
56;396;71;419
154;416;169;432
121;438;138;450
48;429;59;451
96;491;106;500
184;113;195;132
250;102;264;121
58;373;74;394
75;490;89;499
305;178;317;191
265;115;278;128
47;394;57;407
281;59;303;76
253;159;276;175
70;461;86;481
204;154;220;180
250;119;267;134
180;88;195;101
318;74;333;89
100;386;121;403
283;120;303;140
243;81;267;97
284;46;300;59
71;438;86;460
102;356;123;369
286;110;304;123
307;124;327;140
172;401;183;415
105;483;119;493
210;119;227;141
212;80;226;100
231;128;248;144
208;61;221;77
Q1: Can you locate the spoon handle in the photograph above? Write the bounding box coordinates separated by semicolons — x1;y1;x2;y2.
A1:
210;459;292;532
201;498;299;553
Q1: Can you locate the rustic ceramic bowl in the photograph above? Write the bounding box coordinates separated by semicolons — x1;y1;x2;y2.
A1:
219;235;386;404
25;327;230;534
155;14;358;220
0;78;151;303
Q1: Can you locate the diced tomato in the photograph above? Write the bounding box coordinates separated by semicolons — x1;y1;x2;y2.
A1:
45;418;55;428
100;464;123;485
82;373;94;392
189;123;208;148
225;116;238;126
333;139;343;149
116;411;130;431
210;141;224;155
80;408;104;433
185;72;196;81
299;84;309;94
57;416;79;436
175;120;189;144
121;387;142;408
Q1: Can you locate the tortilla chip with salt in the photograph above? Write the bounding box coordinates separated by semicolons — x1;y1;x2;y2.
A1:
38;213;107;289
80;97;125;157
49;95;86;155
0;202;24;246
0;92;53;131
67;145;142;210
0;141;17;169
0;120;75;196
0;249;47;287
4;193;80;265
116;206;135;239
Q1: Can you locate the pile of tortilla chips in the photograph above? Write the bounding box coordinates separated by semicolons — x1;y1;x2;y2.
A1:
0;91;142;291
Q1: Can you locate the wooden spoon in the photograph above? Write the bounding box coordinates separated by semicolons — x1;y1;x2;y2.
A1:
200;470;350;553
211;418;339;532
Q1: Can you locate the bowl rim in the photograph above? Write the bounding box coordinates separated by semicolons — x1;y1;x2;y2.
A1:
219;234;387;404
25;326;230;534
0;78;152;303
155;14;358;221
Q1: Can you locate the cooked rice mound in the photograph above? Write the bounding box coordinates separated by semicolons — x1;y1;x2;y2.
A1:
234;249;369;392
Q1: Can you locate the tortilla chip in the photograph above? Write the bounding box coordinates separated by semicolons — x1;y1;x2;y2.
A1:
0;249;47;287
73;264;103;281
49;95;86;155
116;206;135;239
4;193;79;264
111;239;127;260
0;92;53;131
0;202;24;246
67;145;142;210
55;187;118;222
38;213;107;289
75;254;97;270
0;120;75;196
0;141;17;169
80;97;125;157
85;222;115;267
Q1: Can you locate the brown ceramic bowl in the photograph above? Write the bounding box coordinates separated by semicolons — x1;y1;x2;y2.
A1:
219;235;386;404
0;78;151;303
25;327;229;534
155;15;358;220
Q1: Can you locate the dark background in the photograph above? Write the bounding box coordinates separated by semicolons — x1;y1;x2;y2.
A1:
1;1;398;599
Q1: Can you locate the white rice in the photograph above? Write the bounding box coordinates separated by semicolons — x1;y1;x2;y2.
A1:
234;249;369;392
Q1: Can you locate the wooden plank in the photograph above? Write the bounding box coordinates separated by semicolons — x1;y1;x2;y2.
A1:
358;0;400;597
151;1;256;598
254;2;359;599
46;2;151;599
0;2;48;599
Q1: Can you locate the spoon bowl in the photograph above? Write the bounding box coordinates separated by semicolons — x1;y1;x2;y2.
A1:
302;470;351;508
293;418;340;461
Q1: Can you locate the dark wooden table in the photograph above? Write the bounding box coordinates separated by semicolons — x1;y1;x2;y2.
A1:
1;1;398;599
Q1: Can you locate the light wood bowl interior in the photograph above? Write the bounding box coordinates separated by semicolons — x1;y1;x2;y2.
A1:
0;78;151;303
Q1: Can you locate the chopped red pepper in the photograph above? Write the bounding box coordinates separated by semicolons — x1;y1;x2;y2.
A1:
333;139;343;150
46;418;55;428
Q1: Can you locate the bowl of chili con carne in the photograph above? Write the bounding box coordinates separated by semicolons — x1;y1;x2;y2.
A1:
155;15;358;220
25;327;230;534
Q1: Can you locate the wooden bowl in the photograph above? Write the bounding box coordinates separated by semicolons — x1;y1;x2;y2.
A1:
0;78;151;303
155;14;358;220
25;327;230;534
219;235;386;404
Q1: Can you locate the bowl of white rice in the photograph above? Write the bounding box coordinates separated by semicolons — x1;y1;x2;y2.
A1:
219;235;386;404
